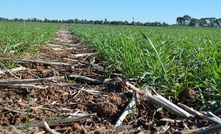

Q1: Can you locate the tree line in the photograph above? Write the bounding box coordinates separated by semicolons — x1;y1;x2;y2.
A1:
1;16;220;27
177;15;221;27
0;17;168;26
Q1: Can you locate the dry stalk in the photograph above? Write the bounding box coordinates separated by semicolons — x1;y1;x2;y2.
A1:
160;118;182;123
0;76;64;84
43;121;61;134
72;52;97;58
2;114;92;129
0;84;46;89
188;124;221;134
125;81;194;119
178;103;221;124
115;94;136;127
69;74;103;84
4;107;37;116
0;66;26;75
0;57;77;66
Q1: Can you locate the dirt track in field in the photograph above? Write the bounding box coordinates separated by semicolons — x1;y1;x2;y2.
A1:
0;25;219;133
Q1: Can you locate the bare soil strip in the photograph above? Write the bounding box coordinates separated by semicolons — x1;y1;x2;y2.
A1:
0;25;221;133
0;25;132;133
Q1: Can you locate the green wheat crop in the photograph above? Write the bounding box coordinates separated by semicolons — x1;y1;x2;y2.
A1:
68;24;221;111
0;21;60;64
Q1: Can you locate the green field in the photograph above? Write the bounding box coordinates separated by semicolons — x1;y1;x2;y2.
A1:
0;22;220;111
0;21;60;58
68;24;221;110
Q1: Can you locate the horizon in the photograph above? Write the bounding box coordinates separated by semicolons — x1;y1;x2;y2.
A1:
1;0;221;24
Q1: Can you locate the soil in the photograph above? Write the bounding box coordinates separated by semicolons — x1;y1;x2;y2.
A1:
0;25;219;133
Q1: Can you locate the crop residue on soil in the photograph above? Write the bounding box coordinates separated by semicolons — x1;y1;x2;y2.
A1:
0;25;218;133
0;25;134;133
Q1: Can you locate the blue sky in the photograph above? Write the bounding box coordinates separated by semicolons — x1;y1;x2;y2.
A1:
1;0;220;24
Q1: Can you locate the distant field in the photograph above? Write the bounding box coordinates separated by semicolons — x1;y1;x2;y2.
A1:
68;24;221;110
0;21;60;59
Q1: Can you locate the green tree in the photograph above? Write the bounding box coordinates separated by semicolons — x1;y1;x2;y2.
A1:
183;15;191;25
190;18;199;27
176;17;184;25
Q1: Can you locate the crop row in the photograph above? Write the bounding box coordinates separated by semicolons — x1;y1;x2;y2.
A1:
68;24;221;111
0;21;60;59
